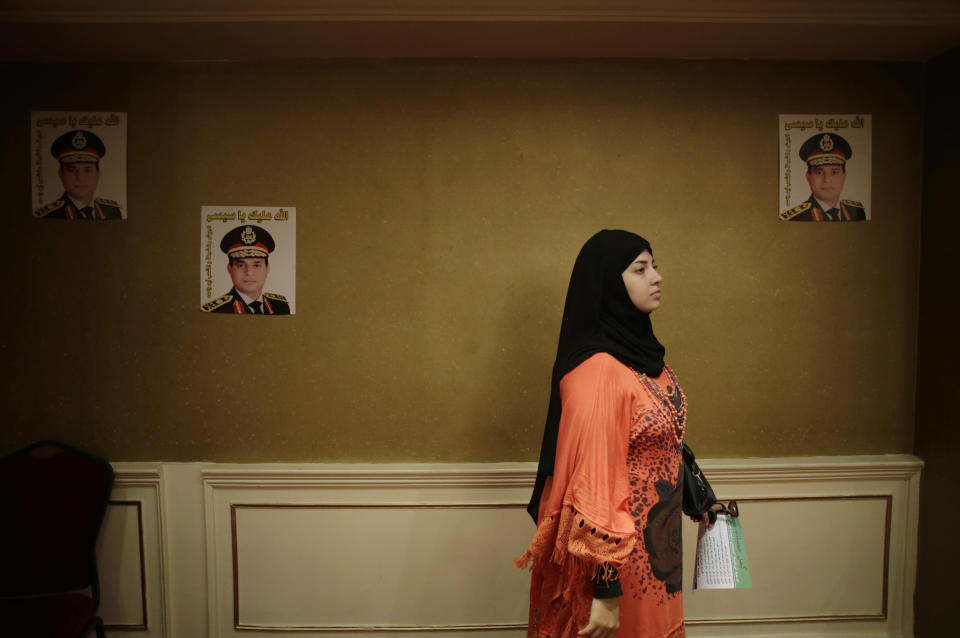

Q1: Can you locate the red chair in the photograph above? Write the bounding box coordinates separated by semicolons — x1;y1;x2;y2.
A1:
0;441;114;638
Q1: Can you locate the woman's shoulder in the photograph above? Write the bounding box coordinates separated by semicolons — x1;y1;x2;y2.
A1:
558;354;643;425
561;352;637;388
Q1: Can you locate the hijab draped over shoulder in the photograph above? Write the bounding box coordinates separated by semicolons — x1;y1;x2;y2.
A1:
527;229;665;522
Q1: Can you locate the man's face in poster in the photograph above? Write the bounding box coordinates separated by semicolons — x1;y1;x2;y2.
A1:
805;164;846;208
58;161;100;204
228;257;270;298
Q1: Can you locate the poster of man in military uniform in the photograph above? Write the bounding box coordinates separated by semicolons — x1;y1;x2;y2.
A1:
30;111;127;220
778;114;872;222
200;206;296;315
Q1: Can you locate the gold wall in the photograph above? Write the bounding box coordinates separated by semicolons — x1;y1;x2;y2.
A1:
1;59;922;461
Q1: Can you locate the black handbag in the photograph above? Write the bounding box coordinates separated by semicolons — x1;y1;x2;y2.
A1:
681;442;717;520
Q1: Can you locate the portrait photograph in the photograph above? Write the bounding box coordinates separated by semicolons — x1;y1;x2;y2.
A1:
778;114;872;222
30;111;128;220
200;206;296;315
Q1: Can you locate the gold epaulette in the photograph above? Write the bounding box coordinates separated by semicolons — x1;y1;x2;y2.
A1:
263;292;287;302
33;200;64;218
202;294;233;312
95;197;121;207
841;199;864;208
779;201;811;221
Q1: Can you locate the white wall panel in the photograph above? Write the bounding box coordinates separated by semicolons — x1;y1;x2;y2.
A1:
233;504;529;629
98;500;146;627
203;465;534;636
683;455;921;638
97;468;167;638
684;497;889;619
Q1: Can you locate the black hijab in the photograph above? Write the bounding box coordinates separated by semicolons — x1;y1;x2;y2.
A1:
526;230;665;522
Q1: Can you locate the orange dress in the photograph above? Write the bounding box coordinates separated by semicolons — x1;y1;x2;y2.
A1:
516;353;686;638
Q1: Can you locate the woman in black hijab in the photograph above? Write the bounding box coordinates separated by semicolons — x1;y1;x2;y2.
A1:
517;230;702;638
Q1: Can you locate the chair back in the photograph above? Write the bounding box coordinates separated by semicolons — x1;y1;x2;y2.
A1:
0;440;114;596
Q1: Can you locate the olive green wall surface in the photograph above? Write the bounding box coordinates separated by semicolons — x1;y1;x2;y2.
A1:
0;60;922;461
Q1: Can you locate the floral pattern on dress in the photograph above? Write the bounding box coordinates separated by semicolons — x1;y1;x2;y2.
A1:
624;376;685;605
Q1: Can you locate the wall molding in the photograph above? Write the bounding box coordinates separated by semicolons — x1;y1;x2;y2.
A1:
697;454;924;484
202;464;533;489
200;454;924;487
115;467;165;487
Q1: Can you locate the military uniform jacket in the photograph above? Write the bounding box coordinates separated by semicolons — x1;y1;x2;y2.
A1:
202;287;291;315
33;192;123;220
780;194;866;222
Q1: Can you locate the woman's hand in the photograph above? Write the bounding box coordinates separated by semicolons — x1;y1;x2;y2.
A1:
699;511;715;529
578;596;620;638
688;511;715;529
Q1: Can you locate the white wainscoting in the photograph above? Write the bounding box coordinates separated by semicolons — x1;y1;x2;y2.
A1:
97;455;921;638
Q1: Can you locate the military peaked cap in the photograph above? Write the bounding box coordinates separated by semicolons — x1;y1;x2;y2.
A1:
50;129;106;163
799;132;852;167
220;225;276;259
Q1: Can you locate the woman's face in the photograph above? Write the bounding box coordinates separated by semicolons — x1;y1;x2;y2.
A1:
621;250;663;313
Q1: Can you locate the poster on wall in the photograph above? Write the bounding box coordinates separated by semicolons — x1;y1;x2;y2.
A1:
778;114;872;222
30;111;127;220
200;206;296;315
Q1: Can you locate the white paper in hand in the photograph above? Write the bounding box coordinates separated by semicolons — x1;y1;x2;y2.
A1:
693;513;751;590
